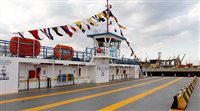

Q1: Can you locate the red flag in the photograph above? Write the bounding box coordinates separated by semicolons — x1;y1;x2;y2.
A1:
60;25;73;37
70;26;77;32
28;30;42;40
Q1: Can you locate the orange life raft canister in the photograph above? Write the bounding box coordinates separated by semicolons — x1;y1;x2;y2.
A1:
53;44;74;60
10;36;41;56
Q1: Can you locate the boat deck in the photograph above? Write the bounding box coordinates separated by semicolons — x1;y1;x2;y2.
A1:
0;77;199;111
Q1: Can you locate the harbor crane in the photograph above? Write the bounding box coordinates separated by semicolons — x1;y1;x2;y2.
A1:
179;53;186;65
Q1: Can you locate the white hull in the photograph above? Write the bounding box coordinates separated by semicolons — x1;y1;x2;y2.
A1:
0;56;140;95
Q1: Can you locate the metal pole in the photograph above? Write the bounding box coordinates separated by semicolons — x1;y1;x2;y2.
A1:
33;40;35;58
51;59;55;88
77;64;79;85
59;45;61;60
106;0;109;33
17;37;19;57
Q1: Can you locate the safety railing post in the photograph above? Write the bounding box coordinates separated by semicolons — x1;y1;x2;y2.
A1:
42;46;45;59
4;40;7;56
94;47;96;56
33;40;35;58
59;45;61;60
82;52;84;61
104;47;105;56
17;38;19;57
46;48;48;59
76;51;78;61
86;48;88;60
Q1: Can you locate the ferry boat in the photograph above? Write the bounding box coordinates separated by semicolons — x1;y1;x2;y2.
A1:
0;31;141;95
0;0;142;95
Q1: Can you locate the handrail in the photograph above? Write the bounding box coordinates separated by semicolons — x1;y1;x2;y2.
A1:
0;39;87;61
0;39;139;65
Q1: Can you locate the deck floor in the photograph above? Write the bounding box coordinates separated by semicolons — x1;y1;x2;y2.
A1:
0;77;199;111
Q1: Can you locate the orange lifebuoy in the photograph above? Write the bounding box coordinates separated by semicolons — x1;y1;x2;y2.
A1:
96;48;102;53
10;36;40;56
54;44;74;60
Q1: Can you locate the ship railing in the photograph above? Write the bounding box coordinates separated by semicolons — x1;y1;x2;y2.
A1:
81;47;96;61
0;40;138;64
0;40;11;57
0;40;92;62
111;57;140;65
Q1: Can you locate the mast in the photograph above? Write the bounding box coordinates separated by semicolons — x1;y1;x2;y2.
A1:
106;0;109;33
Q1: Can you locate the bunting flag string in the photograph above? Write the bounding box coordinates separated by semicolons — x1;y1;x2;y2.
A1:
47;28;54;40
75;21;85;33
70;25;77;32
92;11;107;23
87;18;98;26
83;22;91;30
131;52;134;57
124;34;134;57
52;27;63;36
118;24;126;29
114;28;117;32
19;32;25;38
92;15;100;22
97;12;106;22
40;28;54;40
13;32;25;38
102;10;110;19
106;9;126;30
125;40;130;47
28;30;43;40
60;25;73;37
130;47;135;57
13;9;124;41
113;16;118;23
120;29;124;37
107;9;113;18
11;8;135;59
109;21;112;25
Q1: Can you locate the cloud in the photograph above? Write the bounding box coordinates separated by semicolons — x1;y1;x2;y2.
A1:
121;3;199;64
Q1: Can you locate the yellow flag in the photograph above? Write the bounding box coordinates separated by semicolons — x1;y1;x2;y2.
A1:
75;21;81;26
87;18;97;26
75;21;85;33
97;12;104;19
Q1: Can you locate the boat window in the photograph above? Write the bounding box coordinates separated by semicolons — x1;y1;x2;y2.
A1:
98;41;104;47
106;38;110;43
96;38;105;47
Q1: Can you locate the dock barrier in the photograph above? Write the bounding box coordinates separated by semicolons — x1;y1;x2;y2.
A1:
171;76;198;110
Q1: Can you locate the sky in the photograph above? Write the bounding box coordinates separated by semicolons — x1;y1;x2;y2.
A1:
0;0;199;65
